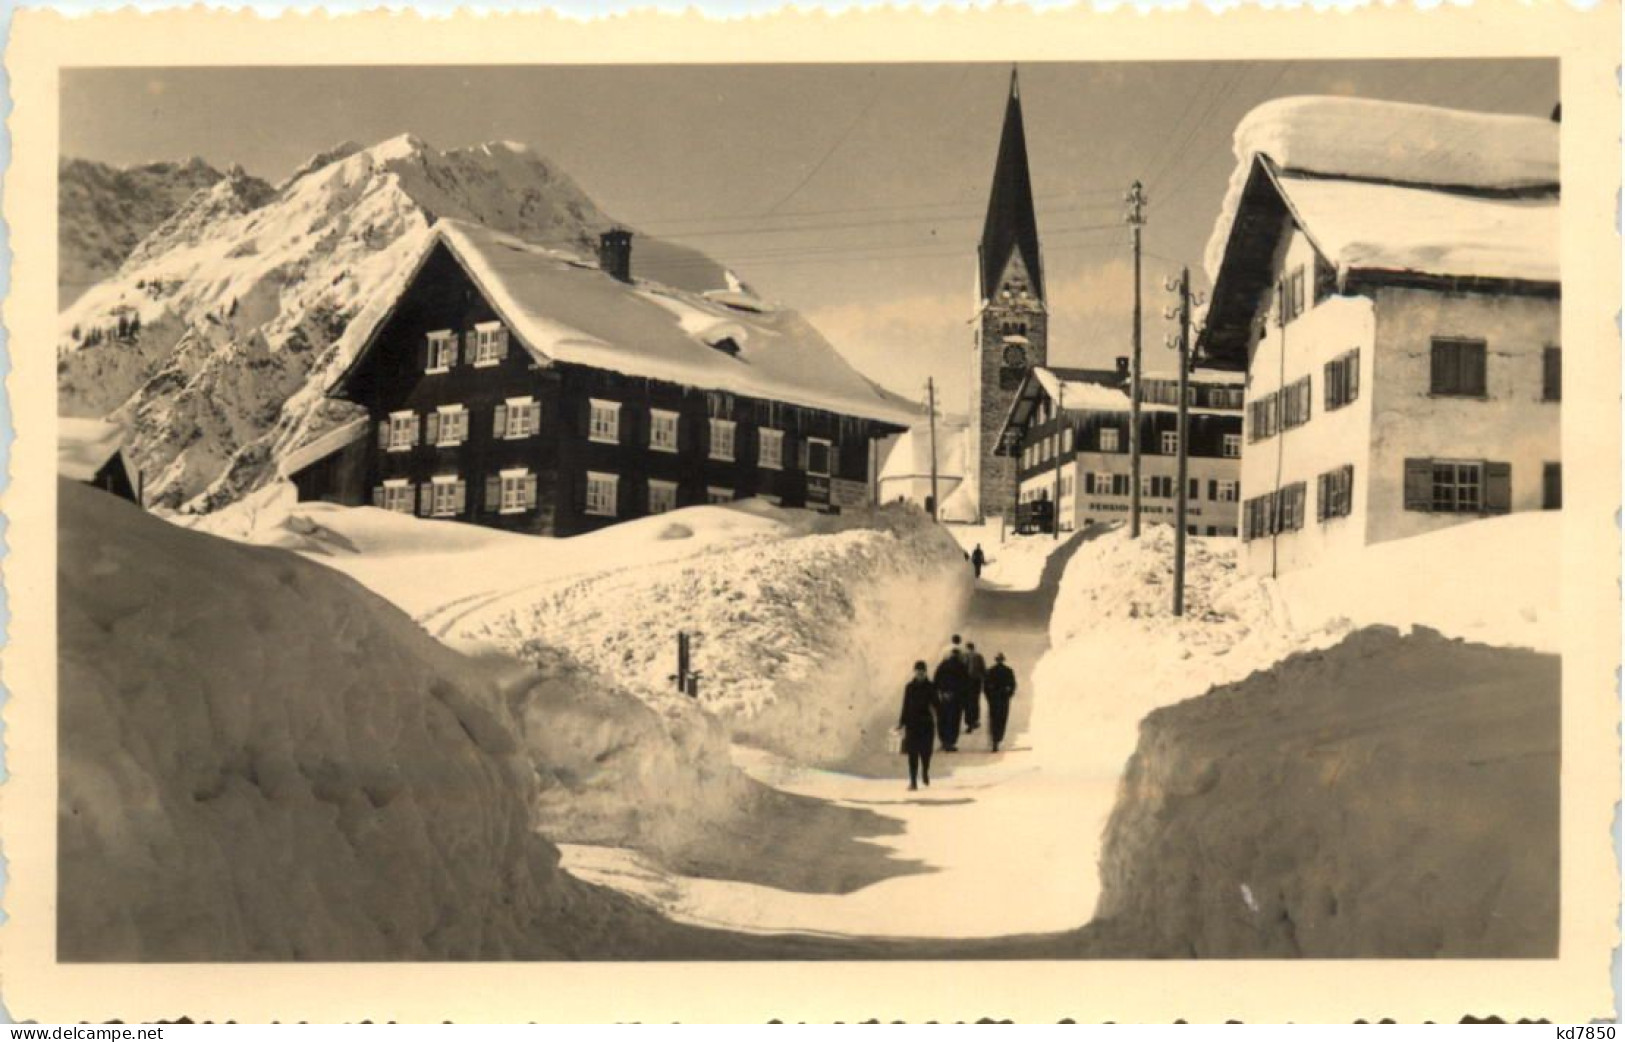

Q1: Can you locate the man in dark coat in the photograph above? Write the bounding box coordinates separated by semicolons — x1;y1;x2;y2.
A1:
970;543;987;579
963;641;988;733
983;652;1018;752
932;648;970;752
898;661;938;790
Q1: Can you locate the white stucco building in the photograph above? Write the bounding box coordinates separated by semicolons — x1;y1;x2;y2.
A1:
875;418;975;521
1198;97;1560;576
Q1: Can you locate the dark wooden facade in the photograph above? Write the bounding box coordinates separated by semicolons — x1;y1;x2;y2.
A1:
1013;406;1242;487
88;453;139;504
326;241;897;536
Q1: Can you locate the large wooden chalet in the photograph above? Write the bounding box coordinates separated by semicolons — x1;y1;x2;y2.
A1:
302;220;914;535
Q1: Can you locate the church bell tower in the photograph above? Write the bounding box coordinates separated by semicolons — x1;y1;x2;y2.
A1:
971;66;1047;522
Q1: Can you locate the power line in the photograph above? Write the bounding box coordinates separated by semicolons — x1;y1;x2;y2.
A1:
760;83;887;217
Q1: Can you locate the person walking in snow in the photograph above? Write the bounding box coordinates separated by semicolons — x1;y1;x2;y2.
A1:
898;661;939;791
983;652;1018;752
970;544;987;580
932;646;970;752
963;641;988;733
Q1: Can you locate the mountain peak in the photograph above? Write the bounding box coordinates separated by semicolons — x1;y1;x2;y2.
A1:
370;133;432;163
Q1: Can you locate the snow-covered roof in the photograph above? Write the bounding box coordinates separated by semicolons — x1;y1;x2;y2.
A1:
1203;96;1559;281
337;219;917;428
1032;367;1130;410
1272;172;1558;284
877;421;969;482
278;418;368;478
58;418;125;482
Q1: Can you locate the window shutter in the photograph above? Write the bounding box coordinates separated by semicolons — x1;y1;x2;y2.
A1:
1208;479;1218;500
418;334;431;372
497;328;510;361
524;474;539;510
372;484;384;506
417;484;431;516
493;403;508;438
410;415;421;447
1348;351;1360;401
1403;458;1433;511
1469;342;1487;396
459;330;473;365
1483;461;1512;514
1431;343;1448;394
377;420;390;452
526;402;540;432
426;412;441;445
1316;473;1328;521
454;480;467;515
484;474;500;512
798;438;811;471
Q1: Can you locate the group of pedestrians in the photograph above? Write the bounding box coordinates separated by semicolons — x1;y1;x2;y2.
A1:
896;634;1019;791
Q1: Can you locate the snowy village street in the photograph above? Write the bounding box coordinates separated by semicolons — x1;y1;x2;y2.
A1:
557;529;1099;940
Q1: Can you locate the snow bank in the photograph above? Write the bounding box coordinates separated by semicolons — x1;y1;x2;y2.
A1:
56;479;682;960
1276;512;1560;653
1093;627;1559;957
1203;96;1559;280
944;521;1059;592
459;505;971;767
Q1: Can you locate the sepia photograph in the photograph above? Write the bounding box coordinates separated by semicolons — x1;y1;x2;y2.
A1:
3;3;1619;1022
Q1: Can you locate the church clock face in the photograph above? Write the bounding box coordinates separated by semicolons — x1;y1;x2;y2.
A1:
1002;343;1027;368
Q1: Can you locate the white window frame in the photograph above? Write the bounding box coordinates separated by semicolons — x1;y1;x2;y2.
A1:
649;409;680;454
472;321;506;367
759;427;784;470
1431;460;1482;514
504;396;537;440
1216;479;1239;503
648;478;678;515
1223;433;1243;458
387;410;416;452
806;436;833;477
381;478;413;514
589;399;621;445
1093;472;1114;496
436;404;468;447
499;468;530;515
430;474;461;518
585;470;619;517
426;330;456;373
1161;430;1179;456
707;486;733;505
1100;428;1121;453
709;419;737;462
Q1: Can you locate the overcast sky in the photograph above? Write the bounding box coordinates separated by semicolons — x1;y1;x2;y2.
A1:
63;60;1556;414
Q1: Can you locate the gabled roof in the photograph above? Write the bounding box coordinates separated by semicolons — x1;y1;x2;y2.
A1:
980;68;1044;302
878;419;969;483
332;219;917;428
995;366;1124;455
1201;157;1559;366
58;418;126;482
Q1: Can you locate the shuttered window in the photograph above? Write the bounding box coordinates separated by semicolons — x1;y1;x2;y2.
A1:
1542;346;1561;402
472;323;510;367
1404;459;1511;514
425;330;457;372
1247;393;1279;442
1276;482;1307;531
434;405;468;447
1430;338;1488;397
650;409;680;453
378;479;414;514
1543;462;1562;509
498;397;541;440
1161;431;1179;456
1281;376;1313;430
1222;433;1242;458
1214;479;1239;503
387;411;417;452
429;475;466;518
498;469;537;515
1324;350;1361;410
1316;464;1354;521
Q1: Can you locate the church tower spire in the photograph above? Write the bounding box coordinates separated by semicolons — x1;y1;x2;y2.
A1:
969;64;1048;523
979;66;1044;303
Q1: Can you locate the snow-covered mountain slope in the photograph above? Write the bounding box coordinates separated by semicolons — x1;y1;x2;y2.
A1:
58;156;226;307
58;135;735;511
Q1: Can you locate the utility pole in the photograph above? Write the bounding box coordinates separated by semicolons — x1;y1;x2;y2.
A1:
1125;180;1148;538
1165;266;1205;617
1052;381;1065;541
926;377;939;523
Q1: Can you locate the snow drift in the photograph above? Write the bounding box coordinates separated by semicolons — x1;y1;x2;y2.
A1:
1091;626;1559;958
56;479;713;960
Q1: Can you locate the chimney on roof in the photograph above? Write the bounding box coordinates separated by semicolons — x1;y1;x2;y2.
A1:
599;228;633;282
1115;356;1129;377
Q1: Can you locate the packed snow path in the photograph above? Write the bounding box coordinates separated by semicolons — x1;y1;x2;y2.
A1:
560;527;1103;940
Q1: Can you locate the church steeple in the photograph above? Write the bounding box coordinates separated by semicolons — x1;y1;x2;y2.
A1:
979;66;1044;303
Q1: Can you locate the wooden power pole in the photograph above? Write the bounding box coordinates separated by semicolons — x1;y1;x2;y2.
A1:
1125;180;1148;539
1052;380;1064;541
1172;267;1192;617
927;377;939;522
